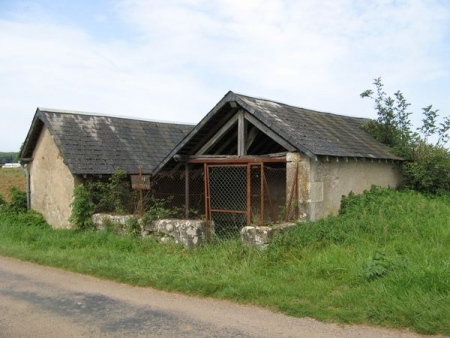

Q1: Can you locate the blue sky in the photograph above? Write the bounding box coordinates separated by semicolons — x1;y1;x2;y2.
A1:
1;0;449;152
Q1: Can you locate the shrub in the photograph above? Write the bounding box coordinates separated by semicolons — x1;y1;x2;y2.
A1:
403;143;450;194
85;168;137;215
69;184;95;230
6;186;27;213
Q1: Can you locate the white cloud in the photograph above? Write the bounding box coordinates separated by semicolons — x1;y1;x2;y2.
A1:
0;0;449;151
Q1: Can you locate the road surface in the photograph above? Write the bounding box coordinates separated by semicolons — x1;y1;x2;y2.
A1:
0;256;439;338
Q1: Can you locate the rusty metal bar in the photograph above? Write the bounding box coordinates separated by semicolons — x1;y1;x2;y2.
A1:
285;162;298;222
210;209;247;214
204;163;210;240
263;167;277;222
207;164;247;168
260;164;264;226
246;163;251;226
187;157;285;164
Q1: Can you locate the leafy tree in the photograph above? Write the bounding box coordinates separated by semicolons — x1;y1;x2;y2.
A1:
0;152;18;163
361;78;450;194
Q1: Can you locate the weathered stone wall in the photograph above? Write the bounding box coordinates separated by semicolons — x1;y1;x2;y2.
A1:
241;223;296;248
144;219;206;248
310;158;402;220
30;127;81;228
92;214;206;248
287;152;403;222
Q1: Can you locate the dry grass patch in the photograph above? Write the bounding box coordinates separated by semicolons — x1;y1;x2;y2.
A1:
0;168;26;201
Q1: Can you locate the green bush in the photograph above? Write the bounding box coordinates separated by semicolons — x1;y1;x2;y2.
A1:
69;184;95;230
85;168;137;214
403;143;450;194
6;186;27;213
141;196;182;225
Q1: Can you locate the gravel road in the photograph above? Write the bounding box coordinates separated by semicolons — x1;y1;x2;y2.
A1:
0;256;442;338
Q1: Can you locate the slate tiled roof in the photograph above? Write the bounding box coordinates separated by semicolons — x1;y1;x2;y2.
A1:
234;93;402;160
20;108;193;175
154;91;402;173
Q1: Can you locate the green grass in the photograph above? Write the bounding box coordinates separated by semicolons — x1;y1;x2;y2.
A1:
1;187;449;335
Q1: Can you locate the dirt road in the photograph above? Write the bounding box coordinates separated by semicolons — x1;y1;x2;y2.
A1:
0;256;440;338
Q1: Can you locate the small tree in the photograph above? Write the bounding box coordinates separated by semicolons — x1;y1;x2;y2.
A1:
361;78;450;194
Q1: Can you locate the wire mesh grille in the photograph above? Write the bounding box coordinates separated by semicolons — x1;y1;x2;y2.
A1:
151;162;295;241
208;165;247;239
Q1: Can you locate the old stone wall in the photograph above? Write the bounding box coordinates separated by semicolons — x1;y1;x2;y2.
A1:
144;219;206;248
240;223;296;248
92;214;206;248
310;158;402;220
30;127;81;228
286;152;402;222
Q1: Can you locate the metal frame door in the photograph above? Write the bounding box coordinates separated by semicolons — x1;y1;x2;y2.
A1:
204;163;265;239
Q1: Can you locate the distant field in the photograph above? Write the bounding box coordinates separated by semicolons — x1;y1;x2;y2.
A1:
0;168;26;201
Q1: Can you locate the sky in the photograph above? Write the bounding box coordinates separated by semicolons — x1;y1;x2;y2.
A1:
0;0;449;152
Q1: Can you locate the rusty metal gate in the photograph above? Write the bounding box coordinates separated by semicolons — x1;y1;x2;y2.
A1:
204;163;281;239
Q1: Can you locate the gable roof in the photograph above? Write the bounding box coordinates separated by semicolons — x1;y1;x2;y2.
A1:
154;91;402;173
20;108;193;175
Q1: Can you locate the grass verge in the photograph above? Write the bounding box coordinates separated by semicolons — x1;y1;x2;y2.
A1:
0;187;449;335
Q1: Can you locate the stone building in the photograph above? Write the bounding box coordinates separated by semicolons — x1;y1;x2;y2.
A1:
19;108;193;228
153;91;403;236
20;92;403;234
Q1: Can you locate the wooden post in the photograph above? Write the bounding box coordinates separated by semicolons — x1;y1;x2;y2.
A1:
185;163;190;219
238;112;246;156
138;167;143;216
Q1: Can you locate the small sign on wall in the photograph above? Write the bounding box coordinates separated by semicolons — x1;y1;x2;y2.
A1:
131;174;150;190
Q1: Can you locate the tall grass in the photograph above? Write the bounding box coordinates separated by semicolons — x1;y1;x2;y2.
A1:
0;187;449;335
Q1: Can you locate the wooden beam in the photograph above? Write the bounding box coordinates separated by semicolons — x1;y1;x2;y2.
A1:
215;130;237;154
195;114;239;155
187;157;286;164
245;125;258;152
243;113;296;152
238;112;246;156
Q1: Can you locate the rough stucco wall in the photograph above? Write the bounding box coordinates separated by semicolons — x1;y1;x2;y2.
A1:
30;127;79;228
310;159;402;220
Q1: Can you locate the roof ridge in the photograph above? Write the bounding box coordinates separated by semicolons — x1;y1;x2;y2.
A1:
232;92;368;120
38;107;195;126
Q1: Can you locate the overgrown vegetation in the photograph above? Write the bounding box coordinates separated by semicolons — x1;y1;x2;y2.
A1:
87;169;137;214
361;78;450;194
0;186;27;213
1;187;449;335
141;196;183;224
69;169;181;231
69;169;138;229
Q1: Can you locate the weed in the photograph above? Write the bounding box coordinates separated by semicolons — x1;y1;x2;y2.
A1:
364;251;392;281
